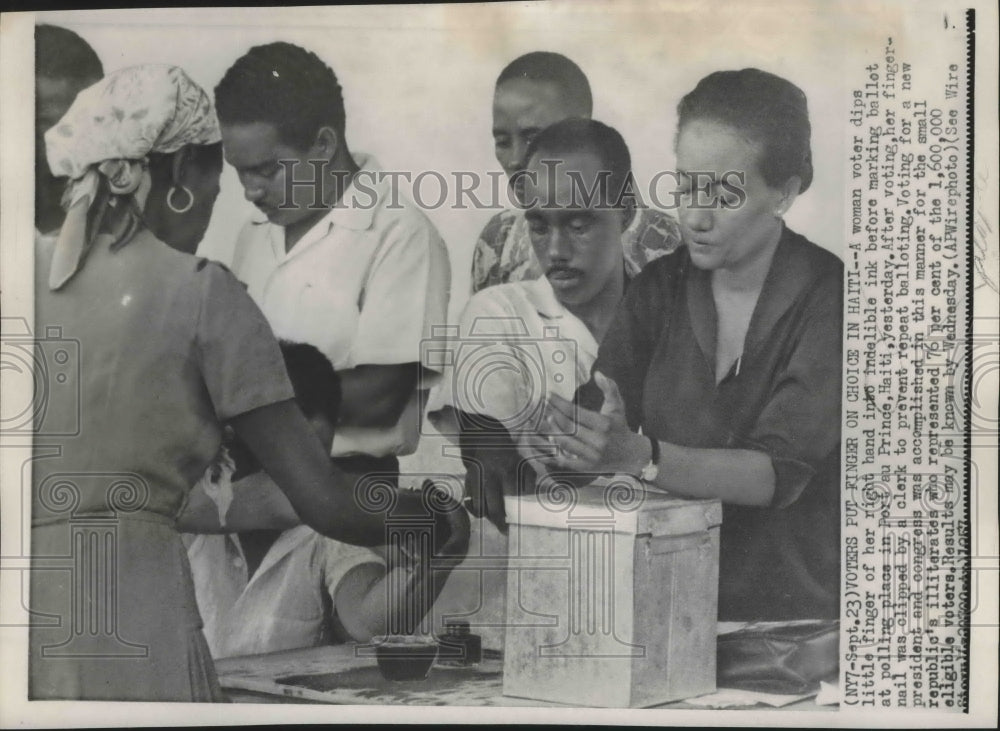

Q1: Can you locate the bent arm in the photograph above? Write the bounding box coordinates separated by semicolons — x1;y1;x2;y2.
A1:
332;558;457;641
456;409;524;532
336;362;420;428
648;440;777;507
547;393;777;507
177;471;300;533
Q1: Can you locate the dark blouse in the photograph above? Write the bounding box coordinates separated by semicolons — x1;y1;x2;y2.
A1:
594;225;843;621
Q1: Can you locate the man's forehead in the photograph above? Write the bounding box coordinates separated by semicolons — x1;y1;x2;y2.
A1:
493;78;569;123
220;121;289;163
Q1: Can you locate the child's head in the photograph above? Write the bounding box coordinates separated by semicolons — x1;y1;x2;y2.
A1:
280;341;341;448
226;341;340;477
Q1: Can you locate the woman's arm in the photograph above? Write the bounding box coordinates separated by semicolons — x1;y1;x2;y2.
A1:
543;373;777;507
228;399;470;549
177;470;300;533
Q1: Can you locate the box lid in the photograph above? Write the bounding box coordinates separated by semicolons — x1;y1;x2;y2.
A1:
504;476;722;536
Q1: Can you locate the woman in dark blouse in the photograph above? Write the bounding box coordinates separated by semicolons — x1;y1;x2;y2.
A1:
544;69;842;621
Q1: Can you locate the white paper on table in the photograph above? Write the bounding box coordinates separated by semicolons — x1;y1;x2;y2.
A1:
815;679;841;705
684;688;816;708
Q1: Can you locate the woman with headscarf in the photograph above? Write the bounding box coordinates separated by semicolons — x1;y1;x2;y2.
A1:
31;65;468;702
542;69;843;622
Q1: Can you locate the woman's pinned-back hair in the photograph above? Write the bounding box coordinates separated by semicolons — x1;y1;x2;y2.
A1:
214;42;346;150
677;68;813;193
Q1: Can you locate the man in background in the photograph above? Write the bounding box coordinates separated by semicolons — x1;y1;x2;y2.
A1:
471;51;681;293
35;24;103;236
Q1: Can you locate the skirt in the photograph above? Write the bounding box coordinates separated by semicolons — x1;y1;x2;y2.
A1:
29;512;226;702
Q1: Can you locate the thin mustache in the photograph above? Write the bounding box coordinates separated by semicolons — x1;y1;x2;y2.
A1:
546;266;583;277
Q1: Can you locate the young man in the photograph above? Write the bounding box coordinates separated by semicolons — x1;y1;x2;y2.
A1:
34;24;103;236
431;118;640;531
471;51;681;293
185;343;457;658
214;42;450;487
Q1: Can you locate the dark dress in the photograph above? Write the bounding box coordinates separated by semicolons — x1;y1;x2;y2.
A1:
594;225;843;621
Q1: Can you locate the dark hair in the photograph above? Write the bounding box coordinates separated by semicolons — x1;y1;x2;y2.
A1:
279;341;341;425
35;24;103;84
148;142;223;180
224;341;339;478
525;117;634;208
496;51;592;116
676;68;813;193
214;42;346;150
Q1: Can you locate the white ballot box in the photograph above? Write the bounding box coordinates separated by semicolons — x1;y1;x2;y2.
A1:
502;482;722;707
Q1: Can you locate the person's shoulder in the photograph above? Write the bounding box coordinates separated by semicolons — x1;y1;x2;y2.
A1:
478;208;519;243
193;256;239;278
620;245;690;315
189;254;249;300
784;227;844;281
634;207;683;248
311;530;384;566
462;280;526;321
369;179;447;255
631;244;690;287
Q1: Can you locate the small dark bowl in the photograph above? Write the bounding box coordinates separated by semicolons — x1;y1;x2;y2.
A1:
373;635;439;681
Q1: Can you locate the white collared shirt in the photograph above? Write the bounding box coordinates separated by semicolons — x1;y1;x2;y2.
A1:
427;276;599;438
229;153;451;457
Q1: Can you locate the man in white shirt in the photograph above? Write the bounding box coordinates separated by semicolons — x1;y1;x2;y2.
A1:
214;41;450;485
430;118;640;531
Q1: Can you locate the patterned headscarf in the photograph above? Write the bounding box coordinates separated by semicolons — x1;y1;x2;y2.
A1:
44;65;222;290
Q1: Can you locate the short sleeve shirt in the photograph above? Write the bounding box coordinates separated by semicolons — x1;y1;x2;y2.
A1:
427;277;599;440
471;205;682;293
229;154;451;457
595;226;844;621
185;523;384;658
32;229;294;522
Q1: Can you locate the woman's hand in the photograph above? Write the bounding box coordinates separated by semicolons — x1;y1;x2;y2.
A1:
543;372;649;475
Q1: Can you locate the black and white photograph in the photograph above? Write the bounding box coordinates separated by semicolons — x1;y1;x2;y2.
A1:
0;1;996;726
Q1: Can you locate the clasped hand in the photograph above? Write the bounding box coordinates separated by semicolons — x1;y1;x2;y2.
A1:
541;372;648;476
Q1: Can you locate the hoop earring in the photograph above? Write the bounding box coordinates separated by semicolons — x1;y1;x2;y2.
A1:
167;185;194;214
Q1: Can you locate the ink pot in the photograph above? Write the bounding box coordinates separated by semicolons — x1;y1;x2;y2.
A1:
437;620;482;666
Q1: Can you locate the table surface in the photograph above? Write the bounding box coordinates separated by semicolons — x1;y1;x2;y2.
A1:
215;643;830;710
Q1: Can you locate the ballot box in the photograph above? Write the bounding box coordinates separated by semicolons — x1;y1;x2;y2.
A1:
502;481;722;708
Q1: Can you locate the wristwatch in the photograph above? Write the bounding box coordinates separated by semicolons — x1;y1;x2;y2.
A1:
640;434;660;483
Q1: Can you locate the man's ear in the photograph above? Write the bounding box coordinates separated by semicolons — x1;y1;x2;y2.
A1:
312;126;340;162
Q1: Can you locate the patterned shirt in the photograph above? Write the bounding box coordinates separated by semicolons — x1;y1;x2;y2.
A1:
471;206;682;293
